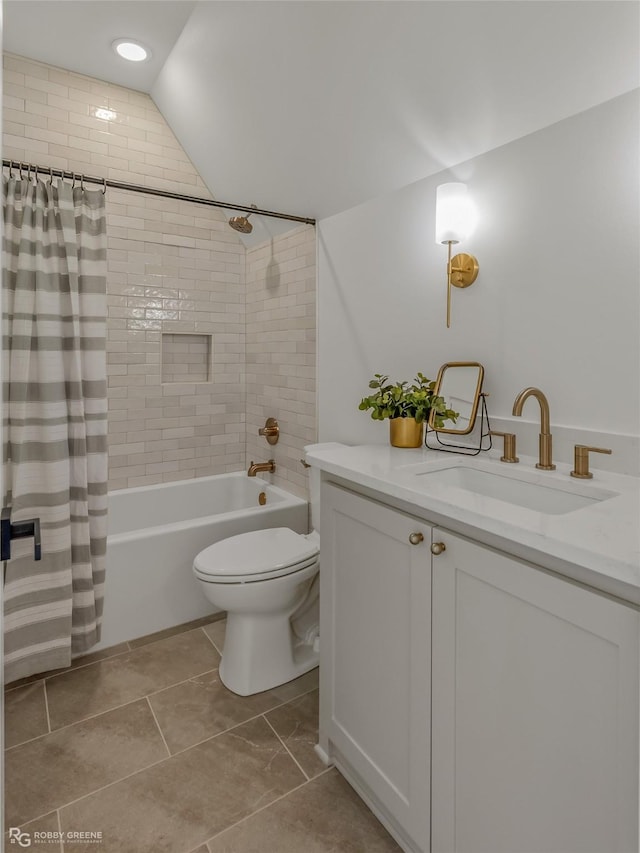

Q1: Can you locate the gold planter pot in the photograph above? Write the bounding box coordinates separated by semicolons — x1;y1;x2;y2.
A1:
389;417;424;448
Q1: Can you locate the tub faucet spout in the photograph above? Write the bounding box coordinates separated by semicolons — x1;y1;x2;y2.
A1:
512;387;555;470
247;459;276;477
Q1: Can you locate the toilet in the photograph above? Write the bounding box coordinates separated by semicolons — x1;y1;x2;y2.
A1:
192;468;321;696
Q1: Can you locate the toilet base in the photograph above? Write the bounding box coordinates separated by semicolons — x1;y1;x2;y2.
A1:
219;612;319;696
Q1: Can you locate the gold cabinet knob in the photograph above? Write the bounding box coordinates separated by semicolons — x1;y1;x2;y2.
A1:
430;542;446;555
409;532;424;545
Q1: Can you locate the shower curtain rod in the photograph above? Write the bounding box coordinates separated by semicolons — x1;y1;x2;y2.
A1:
2;159;316;226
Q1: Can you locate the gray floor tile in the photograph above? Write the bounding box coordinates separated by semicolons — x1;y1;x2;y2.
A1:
149;669;307;754
46;629;220;729
206;769;401;852
6;699;168;826
266;689;325;779
268;666;319;703
5;681;49;748
4;643;130;692
59;716;306;853
202;619;226;654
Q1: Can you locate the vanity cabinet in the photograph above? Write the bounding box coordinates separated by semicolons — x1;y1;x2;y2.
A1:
431;528;639;853
319;481;432;853
319;480;639;853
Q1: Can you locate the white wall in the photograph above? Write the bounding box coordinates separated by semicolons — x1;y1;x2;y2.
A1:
318;91;639;473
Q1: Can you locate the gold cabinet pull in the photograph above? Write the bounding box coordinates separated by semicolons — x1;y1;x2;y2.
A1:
430;542;446;555
409;532;424;545
570;445;612;479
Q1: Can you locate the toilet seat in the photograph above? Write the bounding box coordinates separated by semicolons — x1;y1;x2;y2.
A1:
193;527;319;584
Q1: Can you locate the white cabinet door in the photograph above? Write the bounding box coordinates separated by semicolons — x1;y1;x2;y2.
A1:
320;482;432;852
431;529;639;853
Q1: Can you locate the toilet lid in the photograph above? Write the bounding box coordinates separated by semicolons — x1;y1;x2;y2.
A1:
193;527;319;581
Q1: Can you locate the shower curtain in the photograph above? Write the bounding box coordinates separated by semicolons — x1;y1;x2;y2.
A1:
2;175;108;683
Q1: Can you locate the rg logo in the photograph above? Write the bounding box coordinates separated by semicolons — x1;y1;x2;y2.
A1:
8;828;31;847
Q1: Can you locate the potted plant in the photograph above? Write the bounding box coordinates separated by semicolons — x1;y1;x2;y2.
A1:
359;372;458;448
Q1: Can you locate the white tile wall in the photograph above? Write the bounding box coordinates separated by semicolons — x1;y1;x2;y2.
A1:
246;226;317;499
2;54;316;496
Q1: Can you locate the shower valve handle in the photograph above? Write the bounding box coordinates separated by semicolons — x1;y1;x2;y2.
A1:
258;418;280;445
1;507;41;562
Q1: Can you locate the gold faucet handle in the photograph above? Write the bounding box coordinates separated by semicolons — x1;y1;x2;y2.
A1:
258;417;280;445
489;431;519;463
570;445;612;479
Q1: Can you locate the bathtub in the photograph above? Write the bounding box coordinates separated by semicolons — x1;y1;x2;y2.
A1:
93;473;308;651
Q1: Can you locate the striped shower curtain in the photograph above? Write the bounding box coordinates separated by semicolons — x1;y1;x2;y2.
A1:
2;176;108;683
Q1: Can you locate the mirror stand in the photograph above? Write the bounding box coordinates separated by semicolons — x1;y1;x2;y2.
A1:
425;393;493;456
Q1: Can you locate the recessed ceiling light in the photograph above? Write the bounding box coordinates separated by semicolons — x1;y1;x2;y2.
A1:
112;39;150;62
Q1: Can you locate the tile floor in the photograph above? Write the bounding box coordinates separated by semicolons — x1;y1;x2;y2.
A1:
5;617;400;852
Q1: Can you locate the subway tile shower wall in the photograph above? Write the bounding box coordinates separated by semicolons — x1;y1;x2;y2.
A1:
3;54;317;495
245;227;316;500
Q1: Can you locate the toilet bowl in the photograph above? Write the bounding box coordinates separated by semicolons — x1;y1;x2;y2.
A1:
193;526;320;696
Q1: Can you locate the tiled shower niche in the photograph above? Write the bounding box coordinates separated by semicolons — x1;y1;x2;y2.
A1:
161;333;212;384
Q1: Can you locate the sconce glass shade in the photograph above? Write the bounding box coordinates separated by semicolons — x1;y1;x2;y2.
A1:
435;182;475;244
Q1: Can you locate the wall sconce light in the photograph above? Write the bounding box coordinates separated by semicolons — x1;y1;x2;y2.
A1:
435;182;479;328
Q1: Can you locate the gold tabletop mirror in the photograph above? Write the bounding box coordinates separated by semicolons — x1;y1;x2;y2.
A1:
428;362;485;435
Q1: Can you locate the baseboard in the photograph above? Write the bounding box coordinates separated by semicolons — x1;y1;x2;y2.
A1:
314;743;332;766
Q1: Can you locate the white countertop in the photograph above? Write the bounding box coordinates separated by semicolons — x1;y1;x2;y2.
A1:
305;442;640;605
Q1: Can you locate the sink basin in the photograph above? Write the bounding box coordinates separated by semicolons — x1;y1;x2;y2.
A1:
411;465;617;515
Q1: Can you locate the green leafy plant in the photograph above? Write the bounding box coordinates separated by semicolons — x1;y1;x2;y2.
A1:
359;372;458;429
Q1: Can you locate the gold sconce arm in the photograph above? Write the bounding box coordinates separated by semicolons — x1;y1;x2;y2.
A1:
446;241;454;329
446;250;479;328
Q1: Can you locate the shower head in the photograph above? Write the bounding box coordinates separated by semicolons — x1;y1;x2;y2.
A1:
229;204;258;234
229;215;253;233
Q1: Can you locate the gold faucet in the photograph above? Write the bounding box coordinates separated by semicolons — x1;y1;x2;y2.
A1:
247;459;276;477
512;387;555;470
570;445;612;479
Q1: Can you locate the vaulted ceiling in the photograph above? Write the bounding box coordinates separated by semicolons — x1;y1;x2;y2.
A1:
4;1;639;227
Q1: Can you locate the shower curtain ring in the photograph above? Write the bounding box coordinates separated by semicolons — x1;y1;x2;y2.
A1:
19;162;25;180
80;174;84;191
8;161;13;178
102;177;107;195
72;173;76;189
49;167;54;185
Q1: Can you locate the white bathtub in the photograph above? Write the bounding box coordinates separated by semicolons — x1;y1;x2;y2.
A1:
93;474;309;651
